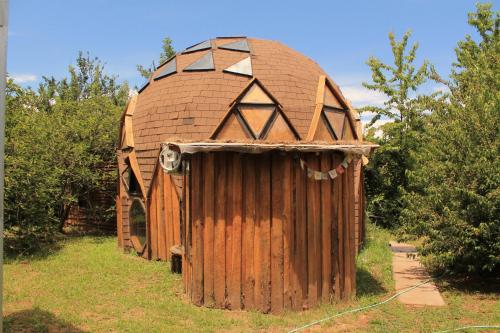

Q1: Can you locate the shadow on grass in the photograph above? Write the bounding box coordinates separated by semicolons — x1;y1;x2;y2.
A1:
356;267;387;297
3;307;87;333
435;275;500;295
3;231;115;264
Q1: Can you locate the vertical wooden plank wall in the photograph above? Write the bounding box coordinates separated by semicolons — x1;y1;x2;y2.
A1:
353;157;364;253
146;165;182;261
184;151;358;313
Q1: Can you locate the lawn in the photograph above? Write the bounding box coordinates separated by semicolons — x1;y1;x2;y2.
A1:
3;224;499;333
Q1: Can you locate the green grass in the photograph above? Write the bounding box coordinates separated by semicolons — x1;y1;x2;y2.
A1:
3;224;499;332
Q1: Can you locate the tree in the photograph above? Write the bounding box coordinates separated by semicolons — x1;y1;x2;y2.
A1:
4;53;126;254
361;31;429;227
401;3;499;274
137;37;176;79
38;51;129;109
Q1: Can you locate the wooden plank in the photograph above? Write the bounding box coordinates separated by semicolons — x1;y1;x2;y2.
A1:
348;163;356;297
342;160;351;298
283;156;293;309
192;154;204;306
255;154;271;313
353;158;360;253
125;94;137;116
172;176;181;246
214;153;227;308
157;169;167;260
242;154;256;310
150;185;158;260
116;195;123;247
163;173;173;260
271;153;284;313
294;155;307;310
123;116;135;148
182;166;188;294
184;159;192;298
334;153;344;300
320;153;332;303
203;153;215;306
225;153;234;309
306;153;320;307
360;169;366;250
127;151;146;198
306;75;326;140
330;154;339;301
229;154;243;309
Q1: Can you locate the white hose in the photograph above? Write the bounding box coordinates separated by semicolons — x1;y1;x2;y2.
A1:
434;325;500;332
288;278;433;332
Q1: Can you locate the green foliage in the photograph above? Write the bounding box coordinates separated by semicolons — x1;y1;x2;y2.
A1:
4;54;127;254
362;31;429;228
136;37;176;79
401;3;500;274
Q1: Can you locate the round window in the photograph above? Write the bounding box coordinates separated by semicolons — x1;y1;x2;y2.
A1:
129;198;146;251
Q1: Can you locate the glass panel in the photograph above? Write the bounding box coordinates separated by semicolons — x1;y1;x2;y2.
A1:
239;105;274;137
216;113;252;140
223;56;252;77
121;166;130;190
218;39;250;52
128;167;142;196
138;80;149;93
313;116;335;142
342;116;355;140
324;86;343;108
264;113;296;141
153;57;177;80
324;108;345;139
182;40;212;54
183;52;215;71
129;198;147;248
240;83;273;104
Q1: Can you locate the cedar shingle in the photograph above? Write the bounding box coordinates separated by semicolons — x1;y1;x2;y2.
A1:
130;38;355;192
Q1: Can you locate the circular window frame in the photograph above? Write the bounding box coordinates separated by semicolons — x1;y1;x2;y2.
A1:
129;197;147;254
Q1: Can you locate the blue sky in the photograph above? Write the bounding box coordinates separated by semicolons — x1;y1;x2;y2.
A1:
7;0;484;109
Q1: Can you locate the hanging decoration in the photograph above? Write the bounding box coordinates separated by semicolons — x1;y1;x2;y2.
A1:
299;152;369;180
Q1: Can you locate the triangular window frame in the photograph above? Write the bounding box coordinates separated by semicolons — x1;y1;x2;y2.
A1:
211;79;300;141
307;76;358;141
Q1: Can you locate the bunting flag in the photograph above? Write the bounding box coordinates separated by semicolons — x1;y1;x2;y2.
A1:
336;164;345;175
299;152;368;181
307;168;314;178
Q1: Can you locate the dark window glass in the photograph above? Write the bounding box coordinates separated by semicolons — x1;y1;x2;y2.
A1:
128;169;141;196
124;159;141;196
129;199;146;248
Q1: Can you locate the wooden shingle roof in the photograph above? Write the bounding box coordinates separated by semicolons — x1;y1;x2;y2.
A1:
127;37;362;190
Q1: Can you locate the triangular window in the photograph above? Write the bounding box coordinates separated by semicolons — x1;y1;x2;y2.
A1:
211;80;299;141
223;56;252;77
183;52;215;72
123;158;142;197
308;79;357;142
182;40;212;54
218;39;250;52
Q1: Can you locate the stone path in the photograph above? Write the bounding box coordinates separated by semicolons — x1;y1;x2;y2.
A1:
390;241;446;306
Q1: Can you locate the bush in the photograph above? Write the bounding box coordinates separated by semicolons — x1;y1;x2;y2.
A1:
4;53;128;254
401;4;500;274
